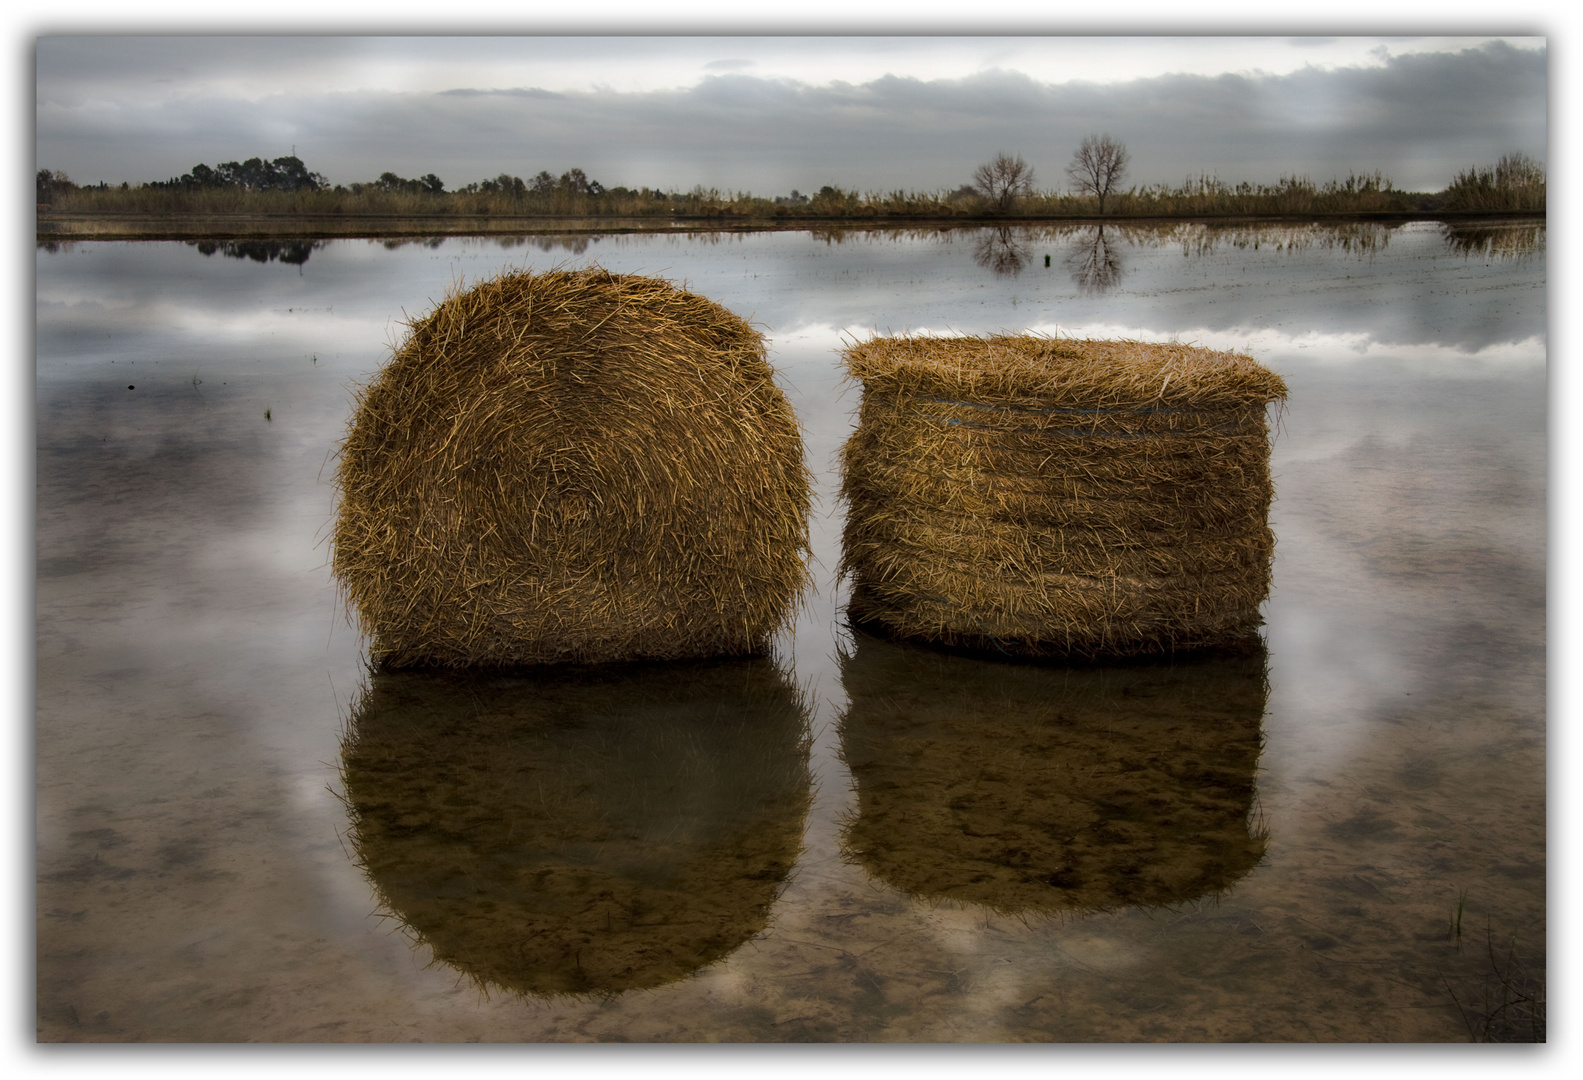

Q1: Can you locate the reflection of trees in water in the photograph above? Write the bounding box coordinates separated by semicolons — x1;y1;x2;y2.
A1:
188;239;324;265
972;227;1032;277
1064;224;1125;295
811;227;858;246
378;237;446;252
1442;221;1545;261
671;231;744;247
907;220;1411;266
535;235;591;255
372;231;752;258
339;658;812;999
1151;221;1394;258
795;222;1320;268
486;235;656;255
527;235;590;254
812;226;957;247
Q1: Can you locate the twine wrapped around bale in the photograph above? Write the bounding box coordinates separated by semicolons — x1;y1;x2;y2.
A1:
838;630;1268;914
333;266;811;669
340;658;812;999
839;335;1288;659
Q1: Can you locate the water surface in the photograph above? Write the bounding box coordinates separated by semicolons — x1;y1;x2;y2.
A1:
36;221;1545;1041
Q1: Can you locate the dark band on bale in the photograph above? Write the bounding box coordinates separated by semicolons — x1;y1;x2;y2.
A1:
838;335;1288;659
333;267;812;669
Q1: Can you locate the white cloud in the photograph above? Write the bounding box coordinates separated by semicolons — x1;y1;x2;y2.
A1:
1020;323;1547;370
37;35;1538;104
782;323;1545;376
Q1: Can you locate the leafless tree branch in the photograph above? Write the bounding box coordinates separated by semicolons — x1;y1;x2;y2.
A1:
973;153;1035;213
1065;134;1130;215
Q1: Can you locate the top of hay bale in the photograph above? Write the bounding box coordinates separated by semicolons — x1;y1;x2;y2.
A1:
332;265;811;669
843;333;1287;409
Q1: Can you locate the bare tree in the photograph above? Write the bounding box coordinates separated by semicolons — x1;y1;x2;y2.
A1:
1065;134;1130;215
973;152;1035;213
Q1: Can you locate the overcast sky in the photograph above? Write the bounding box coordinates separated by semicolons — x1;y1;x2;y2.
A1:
35;34;1547;195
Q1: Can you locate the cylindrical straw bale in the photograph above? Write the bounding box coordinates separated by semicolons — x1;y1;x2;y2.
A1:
839;335;1287;658
332;267;811;668
839;630;1268;914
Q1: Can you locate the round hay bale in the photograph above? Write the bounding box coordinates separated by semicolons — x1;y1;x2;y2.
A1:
838;630;1268;915
333;266;811;669
839;334;1288;659
339;658;812;998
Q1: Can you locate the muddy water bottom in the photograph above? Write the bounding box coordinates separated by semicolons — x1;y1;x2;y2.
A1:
36;225;1544;1041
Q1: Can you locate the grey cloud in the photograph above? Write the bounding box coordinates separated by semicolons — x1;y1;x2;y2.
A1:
39;36;348;86
438;87;566;99
36;36;681;100
37;41;1545;196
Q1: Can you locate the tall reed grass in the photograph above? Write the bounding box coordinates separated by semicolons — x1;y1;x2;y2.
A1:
1438;154;1546;212
38;163;1543;222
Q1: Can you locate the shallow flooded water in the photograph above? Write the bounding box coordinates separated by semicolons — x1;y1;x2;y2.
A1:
36;220;1545;1041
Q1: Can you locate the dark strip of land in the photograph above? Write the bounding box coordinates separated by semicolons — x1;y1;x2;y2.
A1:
36;209;1545;243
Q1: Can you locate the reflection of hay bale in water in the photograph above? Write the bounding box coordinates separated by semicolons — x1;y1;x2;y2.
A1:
333;266;811;669
838;631;1268;914
840;335;1287;659
340;658;811;997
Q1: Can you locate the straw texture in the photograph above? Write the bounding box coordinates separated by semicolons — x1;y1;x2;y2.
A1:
333;267;811;668
839;335;1287;658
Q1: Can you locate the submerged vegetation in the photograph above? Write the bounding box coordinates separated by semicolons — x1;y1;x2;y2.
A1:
36;146;1544;236
1445;925;1546;1042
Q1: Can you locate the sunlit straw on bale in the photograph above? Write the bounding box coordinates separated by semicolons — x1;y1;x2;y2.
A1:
838;334;1288;659
332;266;812;668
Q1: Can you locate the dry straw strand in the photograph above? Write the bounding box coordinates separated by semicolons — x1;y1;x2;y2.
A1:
838;333;1287;659
333;266;812;668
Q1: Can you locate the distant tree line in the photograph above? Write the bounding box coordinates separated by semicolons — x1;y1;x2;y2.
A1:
150;155;329;193
963;136;1543;216
364;171;446;196
37;146;1545;221
454;168;606;198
